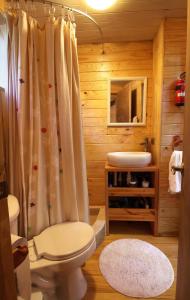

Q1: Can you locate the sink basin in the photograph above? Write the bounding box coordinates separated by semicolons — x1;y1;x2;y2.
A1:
107;152;152;167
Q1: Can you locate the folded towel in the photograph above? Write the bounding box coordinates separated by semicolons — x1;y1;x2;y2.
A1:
11;235;31;300
169;150;183;193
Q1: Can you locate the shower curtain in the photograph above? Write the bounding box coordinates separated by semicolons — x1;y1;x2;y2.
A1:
5;10;89;238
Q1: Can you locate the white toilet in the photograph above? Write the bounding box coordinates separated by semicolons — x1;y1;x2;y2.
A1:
8;195;96;300
7;194;20;234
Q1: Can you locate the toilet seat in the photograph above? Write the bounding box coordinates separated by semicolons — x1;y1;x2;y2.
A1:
33;222;95;261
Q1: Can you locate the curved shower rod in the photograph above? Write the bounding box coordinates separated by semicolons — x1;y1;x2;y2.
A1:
6;0;105;53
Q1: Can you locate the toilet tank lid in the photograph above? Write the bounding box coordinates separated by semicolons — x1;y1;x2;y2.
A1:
7;195;20;222
33;222;95;261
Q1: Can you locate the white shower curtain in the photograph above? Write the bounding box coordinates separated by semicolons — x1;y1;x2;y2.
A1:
5;10;89;238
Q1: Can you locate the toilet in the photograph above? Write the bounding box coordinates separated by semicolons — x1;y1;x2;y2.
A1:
8;195;96;300
29;222;96;300
7;194;20;234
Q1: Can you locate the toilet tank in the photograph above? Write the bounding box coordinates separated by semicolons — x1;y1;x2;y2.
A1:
7;194;20;234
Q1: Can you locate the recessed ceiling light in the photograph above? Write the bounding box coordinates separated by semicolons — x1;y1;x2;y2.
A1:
86;0;117;10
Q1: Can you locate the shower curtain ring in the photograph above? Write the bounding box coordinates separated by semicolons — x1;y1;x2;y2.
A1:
49;3;55;22
61;5;65;18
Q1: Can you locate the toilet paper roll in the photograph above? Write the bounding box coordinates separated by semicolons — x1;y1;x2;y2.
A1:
11;235;31;300
11;234;27;250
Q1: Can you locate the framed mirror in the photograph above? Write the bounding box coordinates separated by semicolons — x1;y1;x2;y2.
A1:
108;77;147;126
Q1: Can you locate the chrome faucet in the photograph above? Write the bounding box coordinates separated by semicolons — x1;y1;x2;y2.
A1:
140;138;150;152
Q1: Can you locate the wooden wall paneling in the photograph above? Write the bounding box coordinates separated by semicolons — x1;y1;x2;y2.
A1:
79;19;186;235
79;41;153;206
158;18;187;235
78;42;153;55
152;21;164;165
0;0;4;10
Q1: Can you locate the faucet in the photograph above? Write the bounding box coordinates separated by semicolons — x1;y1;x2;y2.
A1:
140;138;151;152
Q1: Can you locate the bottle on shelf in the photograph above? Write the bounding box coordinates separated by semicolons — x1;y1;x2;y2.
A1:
113;172;117;187
122;172;126;187
142;177;150;188
129;175;138;187
117;172;122;187
144;198;150;209
124;197;129;208
108;172;113;187
126;172;131;187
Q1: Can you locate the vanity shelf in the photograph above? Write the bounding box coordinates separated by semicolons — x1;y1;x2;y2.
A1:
108;187;156;197
109;208;156;222
105;163;159;235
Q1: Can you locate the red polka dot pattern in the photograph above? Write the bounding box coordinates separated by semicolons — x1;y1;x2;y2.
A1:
41;128;47;133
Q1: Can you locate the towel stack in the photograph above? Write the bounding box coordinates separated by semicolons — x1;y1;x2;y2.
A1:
168;150;183;194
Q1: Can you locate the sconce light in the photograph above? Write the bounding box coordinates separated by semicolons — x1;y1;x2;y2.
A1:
86;0;117;10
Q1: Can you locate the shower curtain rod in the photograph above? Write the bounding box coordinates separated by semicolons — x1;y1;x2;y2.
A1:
6;0;105;53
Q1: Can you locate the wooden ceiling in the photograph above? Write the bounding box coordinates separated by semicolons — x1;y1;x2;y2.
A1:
61;0;187;44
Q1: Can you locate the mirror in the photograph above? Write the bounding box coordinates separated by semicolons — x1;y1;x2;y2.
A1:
108;77;147;126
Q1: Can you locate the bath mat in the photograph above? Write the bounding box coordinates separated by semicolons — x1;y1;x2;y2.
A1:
99;239;174;298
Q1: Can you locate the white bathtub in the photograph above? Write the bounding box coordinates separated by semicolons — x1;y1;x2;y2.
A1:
89;206;105;248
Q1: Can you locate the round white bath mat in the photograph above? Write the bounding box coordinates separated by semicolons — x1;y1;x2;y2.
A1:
99;239;174;298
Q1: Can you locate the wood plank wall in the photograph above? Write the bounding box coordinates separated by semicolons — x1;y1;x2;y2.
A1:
158;18;187;235
78;42;153;205
0;0;4;10
78;19;186;235
152;22;164;165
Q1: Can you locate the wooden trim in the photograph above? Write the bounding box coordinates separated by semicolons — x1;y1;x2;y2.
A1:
109;208;156;222
105;168;109;235
153;168;159;235
105;163;158;172
0;198;17;300
108;187;156;197
176;1;190;298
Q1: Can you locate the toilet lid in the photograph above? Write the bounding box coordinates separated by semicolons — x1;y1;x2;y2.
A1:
33;222;95;261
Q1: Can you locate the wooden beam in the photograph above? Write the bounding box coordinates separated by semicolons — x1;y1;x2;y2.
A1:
176;0;190;298
0;0;4;10
0;198;17;300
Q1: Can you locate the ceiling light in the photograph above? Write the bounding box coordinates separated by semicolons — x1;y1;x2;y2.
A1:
86;0;117;10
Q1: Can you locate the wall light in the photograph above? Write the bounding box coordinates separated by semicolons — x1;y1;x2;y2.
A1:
86;0;117;10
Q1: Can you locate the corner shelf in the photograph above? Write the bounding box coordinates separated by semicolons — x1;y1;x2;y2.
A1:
105;163;159;235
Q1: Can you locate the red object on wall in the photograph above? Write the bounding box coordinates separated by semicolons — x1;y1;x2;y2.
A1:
175;78;185;106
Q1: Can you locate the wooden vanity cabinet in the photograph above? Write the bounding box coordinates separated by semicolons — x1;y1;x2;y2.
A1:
105;164;159;235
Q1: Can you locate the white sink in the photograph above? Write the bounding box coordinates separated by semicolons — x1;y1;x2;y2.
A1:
107;152;152;167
